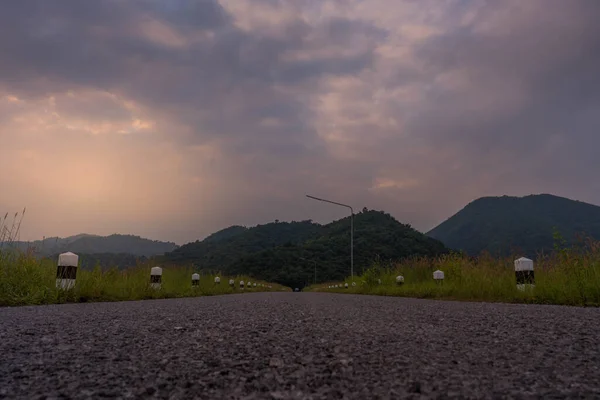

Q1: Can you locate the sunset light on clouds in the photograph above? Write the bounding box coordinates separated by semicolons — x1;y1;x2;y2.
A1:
1;0;599;244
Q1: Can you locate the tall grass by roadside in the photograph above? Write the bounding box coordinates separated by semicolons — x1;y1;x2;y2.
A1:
307;238;600;307
0;208;26;247
0;209;289;307
0;252;287;307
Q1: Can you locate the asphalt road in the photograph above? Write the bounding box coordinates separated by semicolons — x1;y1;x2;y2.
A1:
1;293;599;399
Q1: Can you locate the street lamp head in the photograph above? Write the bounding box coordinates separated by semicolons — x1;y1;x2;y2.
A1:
306;194;353;212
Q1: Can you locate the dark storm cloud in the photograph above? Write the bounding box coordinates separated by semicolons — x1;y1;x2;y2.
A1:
2;0;600;243
0;1;136;91
0;0;380;145
147;0;231;29
368;0;600;204
411;1;600;149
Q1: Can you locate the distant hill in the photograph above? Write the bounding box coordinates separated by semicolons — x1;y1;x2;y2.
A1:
4;234;178;257
427;194;600;257
162;209;449;288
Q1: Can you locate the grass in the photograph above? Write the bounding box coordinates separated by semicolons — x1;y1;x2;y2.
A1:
0;252;289;307
0;209;289;307
305;239;600;307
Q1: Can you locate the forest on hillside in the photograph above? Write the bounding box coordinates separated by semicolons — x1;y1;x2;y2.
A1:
161;209;449;288
427;194;600;256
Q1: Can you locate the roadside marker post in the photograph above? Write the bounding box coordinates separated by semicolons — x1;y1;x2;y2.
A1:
151;266;162;289
240;280;245;289
515;257;535;291
192;273;200;287
214;276;221;284
433;270;444;285
396;275;404;285
56;252;78;290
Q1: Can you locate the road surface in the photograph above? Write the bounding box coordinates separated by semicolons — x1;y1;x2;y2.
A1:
1;293;599;399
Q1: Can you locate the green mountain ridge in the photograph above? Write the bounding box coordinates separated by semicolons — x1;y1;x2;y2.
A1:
161;209;449;288
427;193;600;256
201;225;248;244
164;220;322;268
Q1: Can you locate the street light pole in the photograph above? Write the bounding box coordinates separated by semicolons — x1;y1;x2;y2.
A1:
306;194;354;280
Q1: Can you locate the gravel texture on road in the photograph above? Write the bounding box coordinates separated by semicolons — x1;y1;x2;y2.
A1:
1;293;599;399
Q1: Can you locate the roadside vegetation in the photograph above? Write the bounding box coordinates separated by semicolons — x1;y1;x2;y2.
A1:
4;207;600;307
306;234;600;307
0;211;288;307
0;255;287;307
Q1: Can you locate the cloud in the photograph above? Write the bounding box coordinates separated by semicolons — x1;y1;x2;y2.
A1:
1;0;599;244
405;1;600;183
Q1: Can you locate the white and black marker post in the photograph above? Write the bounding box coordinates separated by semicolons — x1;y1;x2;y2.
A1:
192;273;200;287
396;275;404;285
56;252;79;290
151;266;162;289
515;257;535;291
229;279;235;287
433;270;444;285
214;276;220;284
240;280;245;289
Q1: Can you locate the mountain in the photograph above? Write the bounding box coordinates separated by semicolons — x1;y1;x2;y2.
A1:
162;209;449;288
4;234;178;257
201;225;248;244
427;194;600;257
164;220;322;268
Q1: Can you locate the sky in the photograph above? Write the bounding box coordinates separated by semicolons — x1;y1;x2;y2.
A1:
1;0;599;245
